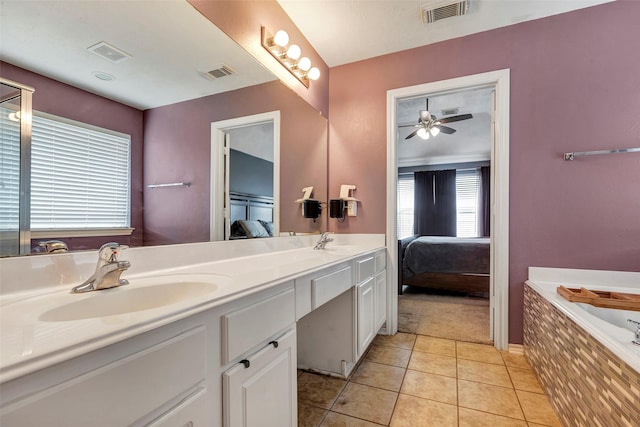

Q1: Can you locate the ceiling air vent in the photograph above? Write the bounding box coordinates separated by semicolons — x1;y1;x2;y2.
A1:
87;41;131;64
203;65;236;80
421;0;468;24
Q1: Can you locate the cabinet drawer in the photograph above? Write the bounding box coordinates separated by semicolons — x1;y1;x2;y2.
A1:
0;327;206;427
375;251;386;274
222;288;295;364
147;387;207;427
312;266;352;309
356;256;375;283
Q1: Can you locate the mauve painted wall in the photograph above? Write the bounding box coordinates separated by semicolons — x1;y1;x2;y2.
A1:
143;80;327;246
187;0;329;117
1;62;144;251
327;1;640;343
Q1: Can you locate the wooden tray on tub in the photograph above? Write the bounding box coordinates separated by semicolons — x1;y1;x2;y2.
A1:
557;286;640;311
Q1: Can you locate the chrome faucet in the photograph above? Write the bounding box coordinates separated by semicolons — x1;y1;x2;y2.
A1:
38;240;68;253
313;232;334;250
71;243;130;293
628;319;640;346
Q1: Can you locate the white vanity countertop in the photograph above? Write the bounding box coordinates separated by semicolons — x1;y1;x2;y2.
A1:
0;234;385;383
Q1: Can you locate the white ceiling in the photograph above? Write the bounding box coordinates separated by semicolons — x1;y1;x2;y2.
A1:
0;0;276;110
228;123;275;162
277;0;614;67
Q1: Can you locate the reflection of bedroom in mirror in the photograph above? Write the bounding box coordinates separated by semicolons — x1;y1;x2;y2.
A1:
396;87;493;345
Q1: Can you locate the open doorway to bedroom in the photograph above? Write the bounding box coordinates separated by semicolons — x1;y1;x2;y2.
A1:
386;69;510;351
396;87;493;345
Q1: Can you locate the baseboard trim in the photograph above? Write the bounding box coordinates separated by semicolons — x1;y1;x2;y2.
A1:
508;344;525;355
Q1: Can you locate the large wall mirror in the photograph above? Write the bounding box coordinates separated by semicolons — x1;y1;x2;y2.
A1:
0;0;328;256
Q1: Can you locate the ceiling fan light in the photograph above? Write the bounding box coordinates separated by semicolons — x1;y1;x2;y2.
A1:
430;127;440;137
273;30;289;47
417;128;429;139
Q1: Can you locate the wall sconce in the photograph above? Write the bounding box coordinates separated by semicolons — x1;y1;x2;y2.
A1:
261;27;320;88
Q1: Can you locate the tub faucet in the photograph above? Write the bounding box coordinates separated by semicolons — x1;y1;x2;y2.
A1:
627;319;640;346
313;232;334;250
71;242;130;293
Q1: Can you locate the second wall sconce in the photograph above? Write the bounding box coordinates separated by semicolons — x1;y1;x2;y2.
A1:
261;26;320;88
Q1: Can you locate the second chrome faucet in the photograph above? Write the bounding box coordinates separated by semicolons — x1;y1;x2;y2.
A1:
71;242;130;293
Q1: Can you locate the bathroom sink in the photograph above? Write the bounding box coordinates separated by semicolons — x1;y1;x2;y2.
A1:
321;245;358;255
40;274;228;322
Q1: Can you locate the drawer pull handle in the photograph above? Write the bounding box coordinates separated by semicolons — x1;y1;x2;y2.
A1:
269;340;279;348
240;359;250;368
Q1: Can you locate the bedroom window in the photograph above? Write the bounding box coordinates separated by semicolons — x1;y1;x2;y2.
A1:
30;112;131;231
456;168;480;238
397;174;414;239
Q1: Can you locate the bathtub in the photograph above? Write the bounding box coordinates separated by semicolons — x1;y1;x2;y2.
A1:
525;267;640;426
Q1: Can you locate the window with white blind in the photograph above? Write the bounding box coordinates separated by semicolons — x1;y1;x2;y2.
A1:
30;112;131;230
456;168;480;238
397;174;415;239
0;108;21;231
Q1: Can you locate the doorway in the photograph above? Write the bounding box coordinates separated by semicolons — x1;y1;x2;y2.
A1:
386;69;510;350
210;111;280;242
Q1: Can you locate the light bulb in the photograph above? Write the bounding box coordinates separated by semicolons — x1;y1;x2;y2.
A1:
287;44;301;60
273;30;289;47
298;57;311;71
308;67;320;80
8;111;20;122
417;128;429;140
430;127;440;137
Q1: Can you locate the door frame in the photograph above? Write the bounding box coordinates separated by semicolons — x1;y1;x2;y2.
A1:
210;111;281;241
385;69;510;350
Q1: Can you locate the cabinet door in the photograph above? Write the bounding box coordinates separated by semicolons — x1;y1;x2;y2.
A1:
357;277;376;357
375;270;387;331
223;328;297;427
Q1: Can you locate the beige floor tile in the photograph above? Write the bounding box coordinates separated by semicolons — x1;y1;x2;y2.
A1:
332;382;398;425
320;411;382;427
400;370;457;405
298;403;329;427
389;394;457;427
508;366;544;393
458;379;524;420
365;344;411;368
298;372;347;409
350;361;406;392
413;336;456;357
373;332;416;350
457;359;512;388
501;351;532;369
408;350;457;378
516;390;562;427
456;341;504;365
458;407;528;427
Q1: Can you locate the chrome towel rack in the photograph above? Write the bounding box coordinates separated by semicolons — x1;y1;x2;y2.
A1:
147;182;191;189
563;147;640;161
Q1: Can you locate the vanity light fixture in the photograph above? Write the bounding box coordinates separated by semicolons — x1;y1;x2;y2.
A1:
261;27;320;88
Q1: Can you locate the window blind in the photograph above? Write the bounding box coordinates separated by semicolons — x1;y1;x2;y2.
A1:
456;168;480;237
397;174;415;239
30;113;131;230
0;107;21;231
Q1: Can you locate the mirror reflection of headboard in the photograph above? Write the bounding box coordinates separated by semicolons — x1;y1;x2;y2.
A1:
228;192;274;239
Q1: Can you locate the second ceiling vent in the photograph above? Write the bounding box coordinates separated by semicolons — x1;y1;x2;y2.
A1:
421;0;469;24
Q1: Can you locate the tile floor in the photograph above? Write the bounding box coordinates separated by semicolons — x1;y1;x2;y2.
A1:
298;333;561;427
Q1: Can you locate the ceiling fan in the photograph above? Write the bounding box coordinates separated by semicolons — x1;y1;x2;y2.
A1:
400;99;473;140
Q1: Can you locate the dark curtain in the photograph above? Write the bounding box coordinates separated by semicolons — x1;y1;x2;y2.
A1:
413;169;457;236
478;166;491;236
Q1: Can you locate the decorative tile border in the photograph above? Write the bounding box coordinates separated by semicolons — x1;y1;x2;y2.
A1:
524;284;640;427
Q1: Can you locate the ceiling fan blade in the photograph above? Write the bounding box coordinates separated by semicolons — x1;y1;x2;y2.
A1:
398;123;421;128
419;110;431;123
437;113;473;124
433;125;456;134
405;128;420;140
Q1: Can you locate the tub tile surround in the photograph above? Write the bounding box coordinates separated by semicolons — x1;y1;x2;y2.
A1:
526;267;640;426
0;234;384;383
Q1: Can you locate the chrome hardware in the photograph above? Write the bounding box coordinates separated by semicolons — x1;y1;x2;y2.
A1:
564;147;640;161
313;232;334;250
71;242;130;293
38;240;68;253
627;319;640;346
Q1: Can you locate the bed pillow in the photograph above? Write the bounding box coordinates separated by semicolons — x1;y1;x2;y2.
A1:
238;220;270;238
258;220;274;237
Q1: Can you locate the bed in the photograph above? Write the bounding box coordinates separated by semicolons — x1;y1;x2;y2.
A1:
398;235;490;295
228;192;274;239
